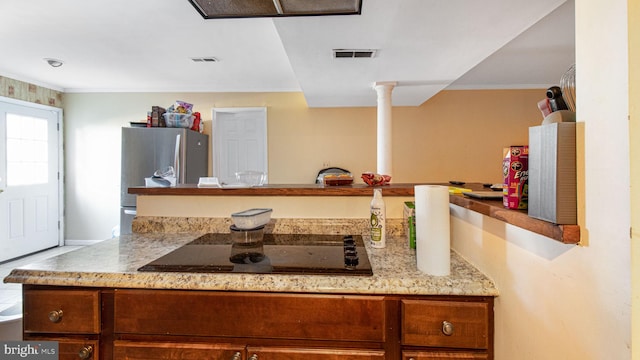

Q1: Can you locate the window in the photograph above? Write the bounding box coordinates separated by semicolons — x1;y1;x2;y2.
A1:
6;113;49;185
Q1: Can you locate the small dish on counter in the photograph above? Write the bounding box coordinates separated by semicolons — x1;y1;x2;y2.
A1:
323;174;354;186
231;208;273;229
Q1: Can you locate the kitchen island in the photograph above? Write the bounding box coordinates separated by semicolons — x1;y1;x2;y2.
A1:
5;229;497;360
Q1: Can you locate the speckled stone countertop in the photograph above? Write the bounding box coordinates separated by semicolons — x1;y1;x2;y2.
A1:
4;231;498;296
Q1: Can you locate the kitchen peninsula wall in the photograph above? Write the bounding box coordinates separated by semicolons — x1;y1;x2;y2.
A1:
131;183;579;243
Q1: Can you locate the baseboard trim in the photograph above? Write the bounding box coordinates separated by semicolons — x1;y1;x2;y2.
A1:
64;239;106;246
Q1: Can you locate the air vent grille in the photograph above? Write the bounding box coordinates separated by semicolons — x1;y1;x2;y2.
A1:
191;57;219;62
333;49;376;58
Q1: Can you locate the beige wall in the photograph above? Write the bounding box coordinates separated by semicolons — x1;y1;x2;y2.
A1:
453;0;631;359
630;0;639;357
63;89;543;239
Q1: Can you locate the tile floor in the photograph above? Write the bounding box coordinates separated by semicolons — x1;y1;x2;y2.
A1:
0;246;83;340
0;246;83;312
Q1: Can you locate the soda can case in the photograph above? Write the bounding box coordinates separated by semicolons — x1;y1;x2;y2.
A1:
503;146;529;209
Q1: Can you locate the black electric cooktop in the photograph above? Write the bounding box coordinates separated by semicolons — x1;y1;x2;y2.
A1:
138;233;373;276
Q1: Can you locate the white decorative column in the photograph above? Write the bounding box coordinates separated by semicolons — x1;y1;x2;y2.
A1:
374;82;396;176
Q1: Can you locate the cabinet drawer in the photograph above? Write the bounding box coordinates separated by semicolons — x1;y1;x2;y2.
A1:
401;300;489;349
23;289;100;334
25;337;99;360
114;290;386;342
114;341;244;360
59;339;99;360
248;346;386;359
403;350;488;360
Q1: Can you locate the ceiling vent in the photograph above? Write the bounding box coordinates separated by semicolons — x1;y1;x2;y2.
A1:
191;57;219;62
333;49;377;59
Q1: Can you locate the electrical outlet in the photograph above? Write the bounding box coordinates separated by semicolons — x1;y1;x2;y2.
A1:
322;161;331;167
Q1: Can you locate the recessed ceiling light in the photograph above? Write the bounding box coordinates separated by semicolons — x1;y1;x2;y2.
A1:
44;58;64;67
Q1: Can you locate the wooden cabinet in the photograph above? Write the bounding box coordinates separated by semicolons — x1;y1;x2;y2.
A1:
22;286;493;360
113;342;385;360
402;350;489;359
401;300;490;349
401;299;493;359
23;288;101;360
113;290;386;342
113;341;245;360
246;346;386;359
23;289;100;334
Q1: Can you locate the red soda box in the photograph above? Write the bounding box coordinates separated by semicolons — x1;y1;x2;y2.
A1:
502;146;529;209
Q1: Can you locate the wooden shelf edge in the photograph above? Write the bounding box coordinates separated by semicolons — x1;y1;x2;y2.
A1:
449;195;580;244
129;184;418;197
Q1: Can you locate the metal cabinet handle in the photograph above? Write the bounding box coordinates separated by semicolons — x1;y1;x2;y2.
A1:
249;354;258;360
231;352;242;360
78;345;93;359
442;320;454;336
48;310;63;323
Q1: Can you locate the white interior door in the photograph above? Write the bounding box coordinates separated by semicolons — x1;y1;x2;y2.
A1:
212;107;268;184
0;98;61;262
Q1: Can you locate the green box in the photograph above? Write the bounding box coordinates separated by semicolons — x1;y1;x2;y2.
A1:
403;201;416;249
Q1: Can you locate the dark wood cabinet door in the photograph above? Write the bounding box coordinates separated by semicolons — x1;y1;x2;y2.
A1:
247;346;386;360
403;350;489;360
113;341;245;360
114;290;386;342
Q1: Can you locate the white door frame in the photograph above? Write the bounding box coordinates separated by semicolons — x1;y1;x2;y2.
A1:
211;107;268;183
0;96;64;248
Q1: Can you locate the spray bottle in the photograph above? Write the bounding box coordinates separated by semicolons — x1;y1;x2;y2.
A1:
370;188;386;248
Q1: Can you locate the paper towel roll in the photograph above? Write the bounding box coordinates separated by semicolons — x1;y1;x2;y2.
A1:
414;185;451;276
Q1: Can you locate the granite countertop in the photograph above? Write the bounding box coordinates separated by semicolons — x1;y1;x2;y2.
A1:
3;233;498;297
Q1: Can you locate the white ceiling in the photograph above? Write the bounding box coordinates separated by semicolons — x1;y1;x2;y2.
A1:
0;0;574;107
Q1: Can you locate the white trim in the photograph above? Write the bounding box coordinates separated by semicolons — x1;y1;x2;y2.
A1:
445;83;554;90
64;239;105;246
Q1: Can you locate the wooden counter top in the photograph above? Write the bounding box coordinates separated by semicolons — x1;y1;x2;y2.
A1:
129;183;580;245
129;183;419;196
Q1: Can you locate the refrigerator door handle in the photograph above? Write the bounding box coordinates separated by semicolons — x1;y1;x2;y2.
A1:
174;134;181;184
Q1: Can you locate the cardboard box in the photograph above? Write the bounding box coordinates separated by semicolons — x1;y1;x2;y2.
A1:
151;106;166;127
502;146;529;209
403;201;416;249
528;123;577;224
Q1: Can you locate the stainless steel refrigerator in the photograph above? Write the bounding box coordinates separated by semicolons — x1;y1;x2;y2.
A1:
120;127;209;235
